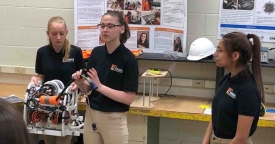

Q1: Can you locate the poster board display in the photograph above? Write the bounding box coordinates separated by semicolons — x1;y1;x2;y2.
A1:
217;0;275;42
74;0;187;55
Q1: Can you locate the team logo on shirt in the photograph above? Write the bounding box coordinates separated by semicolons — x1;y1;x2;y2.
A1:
226;87;236;99
63;58;74;62
111;64;123;73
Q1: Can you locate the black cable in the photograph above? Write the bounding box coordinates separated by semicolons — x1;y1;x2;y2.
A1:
86;95;97;131
148;68;174;97
56;79;75;101
26;98;39;110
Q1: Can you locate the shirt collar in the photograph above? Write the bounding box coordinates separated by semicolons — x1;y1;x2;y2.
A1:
104;43;124;57
229;66;251;82
48;43;64;56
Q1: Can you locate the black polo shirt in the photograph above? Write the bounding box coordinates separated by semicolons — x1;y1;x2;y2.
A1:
86;43;139;112
212;67;261;139
35;44;85;85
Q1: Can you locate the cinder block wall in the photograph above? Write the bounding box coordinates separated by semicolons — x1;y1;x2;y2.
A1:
1;0;275;144
0;0;74;66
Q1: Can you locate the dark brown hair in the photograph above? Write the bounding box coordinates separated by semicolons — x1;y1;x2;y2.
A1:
0;98;30;144
103;11;131;43
222;32;264;102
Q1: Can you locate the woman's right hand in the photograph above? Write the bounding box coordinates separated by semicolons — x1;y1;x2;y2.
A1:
72;70;82;91
72;70;90;92
72;69;83;80
72;70;83;89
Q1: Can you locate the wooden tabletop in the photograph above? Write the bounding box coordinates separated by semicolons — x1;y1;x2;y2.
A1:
1;83;275;128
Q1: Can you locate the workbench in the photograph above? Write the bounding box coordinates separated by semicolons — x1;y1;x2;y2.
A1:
80;96;275;128
1;83;275;128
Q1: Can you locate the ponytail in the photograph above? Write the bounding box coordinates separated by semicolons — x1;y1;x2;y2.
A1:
63;39;71;62
249;34;265;102
120;19;130;44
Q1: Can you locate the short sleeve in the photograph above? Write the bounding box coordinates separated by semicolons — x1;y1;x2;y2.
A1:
35;49;43;74
122;58;139;93
75;47;86;71
85;48;97;77
237;86;260;116
86;48;96;70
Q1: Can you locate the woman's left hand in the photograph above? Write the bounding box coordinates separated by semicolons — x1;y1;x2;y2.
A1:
87;68;102;90
71;82;78;92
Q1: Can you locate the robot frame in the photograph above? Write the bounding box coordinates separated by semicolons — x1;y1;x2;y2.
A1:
23;79;84;137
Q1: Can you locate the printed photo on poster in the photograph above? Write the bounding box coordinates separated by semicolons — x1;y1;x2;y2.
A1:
107;0;125;10
173;34;183;52
142;0;160;11
142;0;151;11
124;10;142;24
141;10;160;25
256;0;275;16
223;0;238;9
125;0;142;11
238;0;254;10
222;0;254;10
140;0;161;25
137;31;149;48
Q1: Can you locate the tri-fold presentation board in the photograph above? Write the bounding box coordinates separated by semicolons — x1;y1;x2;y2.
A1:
217;0;275;43
74;0;187;56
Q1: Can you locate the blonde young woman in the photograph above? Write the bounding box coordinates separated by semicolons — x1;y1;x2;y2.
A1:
30;16;85;144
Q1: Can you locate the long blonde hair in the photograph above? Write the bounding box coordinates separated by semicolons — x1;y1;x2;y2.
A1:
47;16;71;61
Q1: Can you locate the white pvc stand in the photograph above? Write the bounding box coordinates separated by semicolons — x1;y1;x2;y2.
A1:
141;69;168;108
